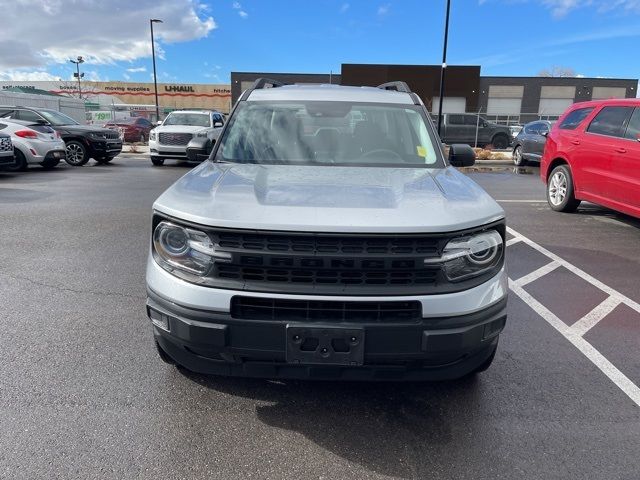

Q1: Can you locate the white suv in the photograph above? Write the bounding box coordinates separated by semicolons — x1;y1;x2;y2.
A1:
146;79;507;381
148;110;224;166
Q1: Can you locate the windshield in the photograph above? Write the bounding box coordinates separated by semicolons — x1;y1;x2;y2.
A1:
39;110;79;126
214;101;442;167
163;113;211;127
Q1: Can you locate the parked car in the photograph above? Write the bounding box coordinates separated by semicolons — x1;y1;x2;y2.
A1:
509;124;523;141
104;117;155;143
0;119;66;171
541;99;640;218
148;110;225;166
0;131;15;170
0;106;122;166
146;79;507;381
436;113;512;149
512;120;554;166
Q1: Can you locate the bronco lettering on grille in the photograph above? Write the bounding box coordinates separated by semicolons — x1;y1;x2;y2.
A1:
237;255;417;269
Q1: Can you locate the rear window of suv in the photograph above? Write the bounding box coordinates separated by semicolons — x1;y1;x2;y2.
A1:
558;107;594;130
586;106;633;138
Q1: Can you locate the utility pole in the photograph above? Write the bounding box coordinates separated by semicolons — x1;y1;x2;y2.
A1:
69;56;85;99
437;0;451;136
150;19;163;121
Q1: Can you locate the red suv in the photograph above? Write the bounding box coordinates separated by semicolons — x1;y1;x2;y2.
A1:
541;99;640;218
104;117;154;143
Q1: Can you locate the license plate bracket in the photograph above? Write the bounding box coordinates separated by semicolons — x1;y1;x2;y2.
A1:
286;325;365;366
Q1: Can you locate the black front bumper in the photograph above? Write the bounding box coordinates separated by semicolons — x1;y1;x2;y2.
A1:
147;290;506;381
87;139;122;158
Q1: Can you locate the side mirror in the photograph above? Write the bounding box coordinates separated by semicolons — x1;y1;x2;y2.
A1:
156;120;162;126
448;144;475;167
186;137;215;162
541;131;549;137
214;121;223;128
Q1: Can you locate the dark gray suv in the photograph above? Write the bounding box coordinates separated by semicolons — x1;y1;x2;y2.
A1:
512;120;553;166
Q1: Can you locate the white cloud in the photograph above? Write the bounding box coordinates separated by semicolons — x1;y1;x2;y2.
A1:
485;0;640;18
126;66;147;73
232;1;248;18
0;70;61;81
340;3;350;12
377;3;390;16
542;0;585;18
123;73;131;80
0;0;216;70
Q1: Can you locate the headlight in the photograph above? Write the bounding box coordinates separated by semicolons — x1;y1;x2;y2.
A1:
424;230;503;282
195;131;208;138
88;132;106;140
152;221;230;276
149;131;156;141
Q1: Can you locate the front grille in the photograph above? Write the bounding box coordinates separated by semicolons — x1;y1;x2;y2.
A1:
213;232;439;256
231;296;422;323
216;264;439;286
0;137;12;152
207;229;446;295
104;130;120;140
159;132;193;146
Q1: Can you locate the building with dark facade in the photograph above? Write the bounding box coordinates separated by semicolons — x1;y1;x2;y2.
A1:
231;64;637;123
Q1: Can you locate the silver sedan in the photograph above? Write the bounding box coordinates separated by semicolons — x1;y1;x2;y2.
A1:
0;118;66;171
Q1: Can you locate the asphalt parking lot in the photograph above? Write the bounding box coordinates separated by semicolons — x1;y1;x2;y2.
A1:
1;157;639;480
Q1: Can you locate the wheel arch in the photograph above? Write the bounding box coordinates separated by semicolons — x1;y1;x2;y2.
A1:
546;157;570;181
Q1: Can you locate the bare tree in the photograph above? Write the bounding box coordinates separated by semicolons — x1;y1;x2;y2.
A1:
537;66;578;78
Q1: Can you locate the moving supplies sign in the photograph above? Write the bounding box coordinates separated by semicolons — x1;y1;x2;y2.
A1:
0;81;232;113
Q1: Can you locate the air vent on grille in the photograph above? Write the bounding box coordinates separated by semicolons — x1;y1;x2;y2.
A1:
159;132;193;146
231;296;422;323
0;138;12;152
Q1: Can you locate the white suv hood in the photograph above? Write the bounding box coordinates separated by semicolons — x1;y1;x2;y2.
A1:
155;125;210;134
153;163;504;233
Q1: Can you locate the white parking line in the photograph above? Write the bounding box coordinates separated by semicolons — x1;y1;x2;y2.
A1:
514;260;561;287
570;296;621;337
496;199;547;203
507;226;640;407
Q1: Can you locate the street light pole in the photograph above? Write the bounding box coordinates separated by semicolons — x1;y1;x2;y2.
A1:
150;19;163;122
69;56;85;99
437;0;451;136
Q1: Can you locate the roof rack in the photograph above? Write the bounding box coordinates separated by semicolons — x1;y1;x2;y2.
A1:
376;81;412;93
239;78;288;102
251;78;286;90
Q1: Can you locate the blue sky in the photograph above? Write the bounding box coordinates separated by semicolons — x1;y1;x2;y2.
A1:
1;0;640;83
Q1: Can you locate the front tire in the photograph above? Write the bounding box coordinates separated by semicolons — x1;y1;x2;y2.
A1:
40;158;60;170
492;134;510;150
547;165;581;212
151;156;165;166
65;141;89;166
5;148;28;172
512;145;527;166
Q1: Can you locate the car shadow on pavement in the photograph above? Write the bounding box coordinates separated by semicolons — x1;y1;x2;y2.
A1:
179;369;488;478
575;204;640;229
